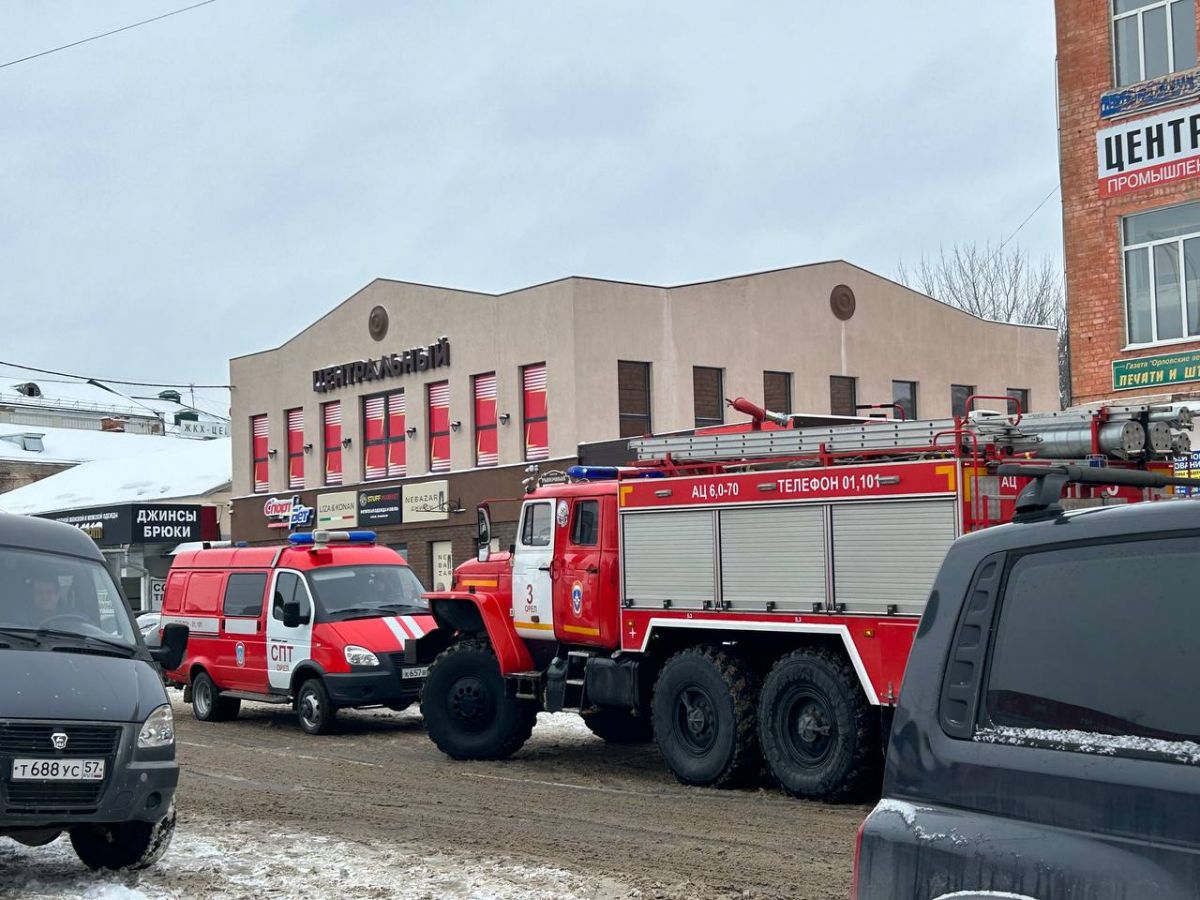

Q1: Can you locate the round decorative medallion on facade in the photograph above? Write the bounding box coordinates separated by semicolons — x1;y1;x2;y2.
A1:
368;305;389;341
830;284;856;321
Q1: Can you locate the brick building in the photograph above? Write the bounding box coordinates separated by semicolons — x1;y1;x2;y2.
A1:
1057;0;1200;402
228;263;1057;587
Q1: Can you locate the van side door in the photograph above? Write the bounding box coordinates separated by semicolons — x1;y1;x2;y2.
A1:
218;572;269;692
265;571;314;694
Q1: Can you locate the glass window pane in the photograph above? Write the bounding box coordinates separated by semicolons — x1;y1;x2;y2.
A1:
1155;243;1184;339
1173;0;1197;70
1126;247;1154;343
1184;237;1200;335
1115;0;1161;13
1115;14;1142;84
1145;6;1171;78
1124;201;1200;244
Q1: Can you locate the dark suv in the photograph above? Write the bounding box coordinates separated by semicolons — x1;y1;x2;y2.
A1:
0;513;187;870
855;466;1200;900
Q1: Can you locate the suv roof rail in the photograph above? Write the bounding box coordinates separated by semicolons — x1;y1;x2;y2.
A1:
997;463;1198;520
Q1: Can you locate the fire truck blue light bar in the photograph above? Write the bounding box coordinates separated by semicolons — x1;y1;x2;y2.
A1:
288;530;377;545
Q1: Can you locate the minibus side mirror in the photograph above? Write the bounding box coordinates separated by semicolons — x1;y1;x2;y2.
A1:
150;623;188;671
477;506;492;563
282;600;301;629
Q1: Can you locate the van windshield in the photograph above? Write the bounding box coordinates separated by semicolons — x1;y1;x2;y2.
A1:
0;548;137;650
306;565;428;621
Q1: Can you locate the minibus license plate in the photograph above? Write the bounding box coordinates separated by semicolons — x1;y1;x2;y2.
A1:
11;759;105;781
402;666;429;679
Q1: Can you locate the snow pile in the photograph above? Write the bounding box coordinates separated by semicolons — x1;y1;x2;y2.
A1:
975;725;1200;765
0;423;171;465
0;820;632;900
0;438;230;515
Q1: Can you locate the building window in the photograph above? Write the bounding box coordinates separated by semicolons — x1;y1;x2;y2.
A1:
473;373;498;467
363;390;405;481
892;380;918;420
428;381;451;474
829;376;857;417
618;360;652;438
251;414;268;493
1123;202;1200;345
950;384;975;418
286;408;304;490
1113;0;1196;87
1006;388;1031;416
693;366;724;428
522;363;549;461
322;401;343;486
763;371;792;415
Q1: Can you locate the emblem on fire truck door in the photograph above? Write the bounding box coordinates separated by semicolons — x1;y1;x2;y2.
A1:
571;580;583;615
556;500;569;527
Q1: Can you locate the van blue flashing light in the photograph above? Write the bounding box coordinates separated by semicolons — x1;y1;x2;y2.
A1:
288;530;377;546
566;465;664;481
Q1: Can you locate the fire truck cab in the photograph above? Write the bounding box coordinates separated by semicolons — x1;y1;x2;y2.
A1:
163;531;438;734
418;397;1193;800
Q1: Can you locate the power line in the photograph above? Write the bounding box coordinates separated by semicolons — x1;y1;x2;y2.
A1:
997;182;1061;254
0;360;230;390
0;0;219;71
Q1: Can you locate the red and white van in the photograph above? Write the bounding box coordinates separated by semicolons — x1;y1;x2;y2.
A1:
160;531;437;734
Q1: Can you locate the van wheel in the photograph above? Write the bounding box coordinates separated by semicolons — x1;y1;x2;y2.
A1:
651;645;761;787
296;678;338;735
757;648;880;802
582;708;653;743
70;801;176;871
191;672;240;722
421;639;535;760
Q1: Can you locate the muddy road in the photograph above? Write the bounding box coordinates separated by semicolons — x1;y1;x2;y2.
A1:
165;697;866;899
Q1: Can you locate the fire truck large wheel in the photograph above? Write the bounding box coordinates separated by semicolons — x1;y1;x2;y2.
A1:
581;707;653;744
190;671;240;723
421;639;535;760
757;647;880;802
651;645;761;787
296;677;338;735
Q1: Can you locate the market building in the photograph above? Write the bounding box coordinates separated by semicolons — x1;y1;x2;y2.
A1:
229;262;1058;586
1056;0;1200;402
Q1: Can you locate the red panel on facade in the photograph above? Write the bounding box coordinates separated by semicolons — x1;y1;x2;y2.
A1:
522;364;548;461
428;381;450;474
322;401;342;486
286;408;304;490
387;392;406;478
474;373;497;467
251;414;268;493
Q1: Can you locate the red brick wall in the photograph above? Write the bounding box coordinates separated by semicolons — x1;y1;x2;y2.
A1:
1057;0;1200;403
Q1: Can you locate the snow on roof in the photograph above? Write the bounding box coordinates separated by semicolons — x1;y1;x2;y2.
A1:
0;438;231;515
0;422;176;464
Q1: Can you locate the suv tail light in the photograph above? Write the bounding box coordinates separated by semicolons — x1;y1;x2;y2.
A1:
850;813;867;899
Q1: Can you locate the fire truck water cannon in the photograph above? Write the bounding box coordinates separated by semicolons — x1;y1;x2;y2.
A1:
417;399;1199;806
728;396;791;428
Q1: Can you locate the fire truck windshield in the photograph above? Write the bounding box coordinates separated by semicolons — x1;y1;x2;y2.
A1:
306;565;428;621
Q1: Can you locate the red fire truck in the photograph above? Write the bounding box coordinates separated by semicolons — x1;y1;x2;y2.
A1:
415;397;1193;799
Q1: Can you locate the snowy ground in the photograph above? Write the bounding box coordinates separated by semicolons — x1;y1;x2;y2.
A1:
0;818;634;900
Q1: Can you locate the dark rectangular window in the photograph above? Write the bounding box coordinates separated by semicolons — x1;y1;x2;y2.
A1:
763;371;792;415
1006;388;1031;416
618;361;652;438
222;573;268;618
251;414;269;493
892;380;917;420
982;537;1200;759
570;500;600;546
1114;0;1196;87
363;390;406;481
829;376;857;417
693;366;724;427
950;384;975;418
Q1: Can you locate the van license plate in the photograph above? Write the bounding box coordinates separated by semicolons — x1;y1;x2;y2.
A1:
401;666;429;680
11;759;105;781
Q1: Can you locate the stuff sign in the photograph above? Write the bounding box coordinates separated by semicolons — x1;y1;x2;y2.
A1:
1096;103;1200;197
359;488;402;526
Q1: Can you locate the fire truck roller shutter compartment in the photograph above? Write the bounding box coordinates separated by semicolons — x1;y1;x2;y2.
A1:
830;500;957;616
718;506;826;611
621;510;716;609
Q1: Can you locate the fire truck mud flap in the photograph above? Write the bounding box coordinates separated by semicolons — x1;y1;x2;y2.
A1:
427;591;533;674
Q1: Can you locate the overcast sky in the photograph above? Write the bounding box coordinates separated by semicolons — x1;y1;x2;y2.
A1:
0;1;1062;387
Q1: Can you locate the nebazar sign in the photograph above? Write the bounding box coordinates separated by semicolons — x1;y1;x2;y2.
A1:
1096;102;1200;197
1112;348;1200;391
312;337;450;393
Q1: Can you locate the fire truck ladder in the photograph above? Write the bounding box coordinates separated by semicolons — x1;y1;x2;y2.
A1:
629;402;1195;466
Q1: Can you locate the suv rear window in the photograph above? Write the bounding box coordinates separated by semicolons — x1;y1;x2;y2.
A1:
981;536;1200;759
